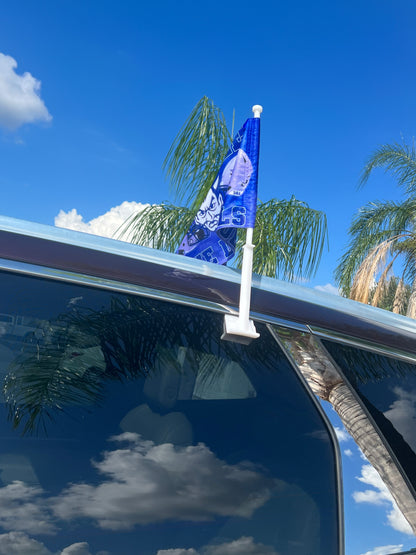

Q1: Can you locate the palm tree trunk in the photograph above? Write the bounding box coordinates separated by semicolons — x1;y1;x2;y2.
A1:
329;381;416;533
393;278;407;314
406;278;416;319
276;328;416;534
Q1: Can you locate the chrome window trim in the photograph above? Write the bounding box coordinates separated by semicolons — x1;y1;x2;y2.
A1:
0;257;229;315
309;326;416;365
2;257;416;366
2;215;416;341
0;258;311;333
269;325;345;555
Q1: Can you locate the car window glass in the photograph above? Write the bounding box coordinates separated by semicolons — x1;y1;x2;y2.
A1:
322;339;416;494
0;271;340;555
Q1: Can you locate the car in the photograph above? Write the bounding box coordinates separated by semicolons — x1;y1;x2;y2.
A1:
0;215;415;555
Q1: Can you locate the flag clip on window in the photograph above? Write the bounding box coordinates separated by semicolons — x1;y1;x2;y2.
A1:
221;223;260;345
221;105;263;345
176;104;263;344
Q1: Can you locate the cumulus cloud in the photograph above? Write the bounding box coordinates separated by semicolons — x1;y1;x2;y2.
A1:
0;532;99;555
0;53;51;130
353;464;413;534
55;201;147;239
0;481;55;535
334;426;350;443
344;449;353;457
157;550;199;555
60;543;96;555
52;433;275;530
202;536;278;555
0;531;52;555
360;545;404;555
314;283;339;295
156;536;278;555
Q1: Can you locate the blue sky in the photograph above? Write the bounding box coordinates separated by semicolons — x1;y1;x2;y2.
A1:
1;1;416;553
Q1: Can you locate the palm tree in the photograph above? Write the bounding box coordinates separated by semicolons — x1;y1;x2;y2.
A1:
118;97;327;281
335;141;416;317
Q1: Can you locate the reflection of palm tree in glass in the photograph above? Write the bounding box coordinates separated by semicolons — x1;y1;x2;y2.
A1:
277;327;416;534
3;296;270;435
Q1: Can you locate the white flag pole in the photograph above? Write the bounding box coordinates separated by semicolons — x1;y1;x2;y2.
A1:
222;105;262;344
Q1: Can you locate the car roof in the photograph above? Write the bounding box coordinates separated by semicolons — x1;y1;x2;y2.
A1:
0;215;415;357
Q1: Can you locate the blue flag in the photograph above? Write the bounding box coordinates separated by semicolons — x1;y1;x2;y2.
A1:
177;117;260;264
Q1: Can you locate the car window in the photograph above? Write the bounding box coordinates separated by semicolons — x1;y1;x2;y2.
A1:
0;270;340;555
322;339;416;497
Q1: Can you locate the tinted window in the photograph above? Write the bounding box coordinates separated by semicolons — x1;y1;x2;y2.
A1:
0;271;340;555
323;340;416;494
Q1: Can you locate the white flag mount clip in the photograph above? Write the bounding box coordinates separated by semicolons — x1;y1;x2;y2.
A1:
221;105;262;345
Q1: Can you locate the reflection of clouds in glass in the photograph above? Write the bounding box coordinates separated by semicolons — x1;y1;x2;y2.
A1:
52;433;275;530
334;426;350;443
353;464;413;535
0;481;56;535
0;532;101;555
156;536;278;555
0;531;51;555
157;550;198;555
361;545;404;555
61;542;109;555
384;387;416;451
203;536;278;555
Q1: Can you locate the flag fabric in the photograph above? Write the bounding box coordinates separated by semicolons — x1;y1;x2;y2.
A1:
176;117;260;264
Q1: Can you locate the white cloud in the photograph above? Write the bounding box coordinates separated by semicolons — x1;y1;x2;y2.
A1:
314;283;340;295
156;537;278;555
0;533;99;555
55;201;147;239
360;545;404;555
202;536;278;555
52;433;275;530
157;550;198;555
0;481;56;535
386;503;414;535
0;53;51;130
60;543;95;555
353;488;386;506
344;449;353;457
353;464;413;535
334;426;350;443
0;531;51;555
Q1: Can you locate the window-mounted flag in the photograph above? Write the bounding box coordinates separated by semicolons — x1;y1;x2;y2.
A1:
177;116;260;265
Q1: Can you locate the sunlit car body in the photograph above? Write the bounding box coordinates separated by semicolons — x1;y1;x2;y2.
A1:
0;215;415;555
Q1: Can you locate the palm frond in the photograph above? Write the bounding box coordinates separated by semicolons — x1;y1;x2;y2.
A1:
335;198;416;295
235;197;328;280
349;240;393;304
350;199;416;237
116;203;193;252
4;325;106;435
163;96;231;209
401;246;416;286
370;258;395;307
393;278;408;315
119;97;329;282
360;141;416;195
